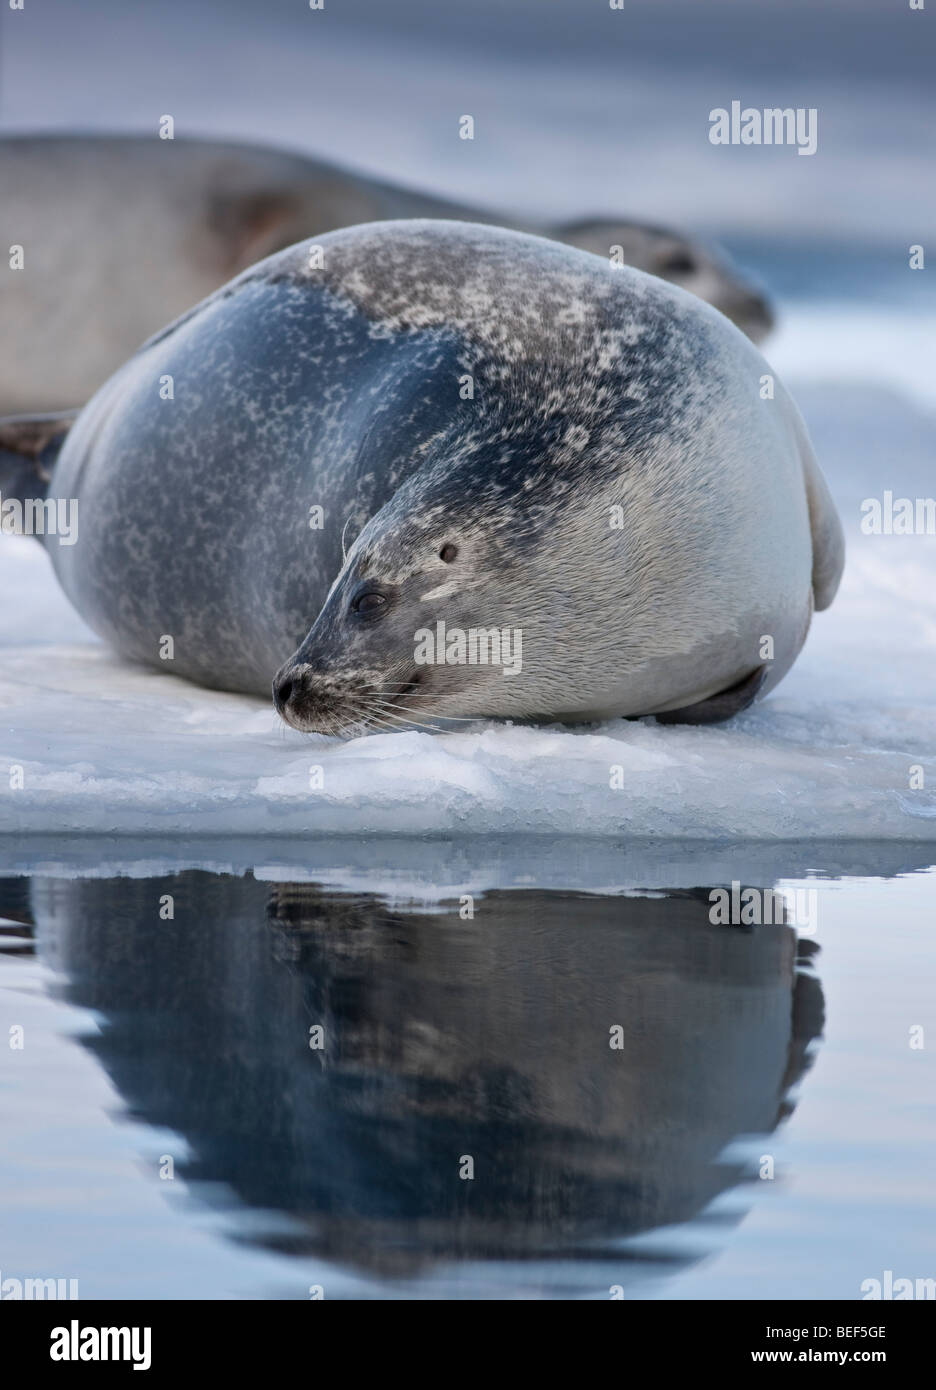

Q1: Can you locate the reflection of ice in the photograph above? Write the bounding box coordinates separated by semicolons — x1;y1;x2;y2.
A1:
1;370;934;841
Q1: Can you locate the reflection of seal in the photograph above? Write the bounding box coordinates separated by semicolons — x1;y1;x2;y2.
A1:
20;871;824;1286
0;134;773;412
2;220;842;729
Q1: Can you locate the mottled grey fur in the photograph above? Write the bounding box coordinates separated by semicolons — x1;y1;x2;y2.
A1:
19;220;840;732
0;134;772;414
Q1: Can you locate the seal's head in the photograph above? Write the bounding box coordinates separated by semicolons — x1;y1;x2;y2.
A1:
272;416;634;736
267;218;823;737
554;219;774;343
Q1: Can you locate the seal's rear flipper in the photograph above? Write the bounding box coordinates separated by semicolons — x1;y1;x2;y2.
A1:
801;445;845;611
783;396;845;612
653;665;769;726
0;411;76;517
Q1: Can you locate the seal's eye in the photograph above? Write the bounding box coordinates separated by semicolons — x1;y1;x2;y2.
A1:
661;250;695;275
351;590;387;615
439;543;458;563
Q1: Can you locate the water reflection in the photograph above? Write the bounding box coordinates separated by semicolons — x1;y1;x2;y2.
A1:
24;872;823;1288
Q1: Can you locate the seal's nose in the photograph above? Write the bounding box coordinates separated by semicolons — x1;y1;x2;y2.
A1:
272;667;297;719
726;290;775;342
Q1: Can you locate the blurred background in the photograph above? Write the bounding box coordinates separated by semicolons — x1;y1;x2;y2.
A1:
2;0;934;399
0;0;931;234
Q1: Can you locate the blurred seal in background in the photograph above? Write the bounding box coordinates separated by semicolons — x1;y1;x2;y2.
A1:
0;134;773;413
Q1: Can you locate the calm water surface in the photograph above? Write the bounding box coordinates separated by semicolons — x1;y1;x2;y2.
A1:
1;839;933;1300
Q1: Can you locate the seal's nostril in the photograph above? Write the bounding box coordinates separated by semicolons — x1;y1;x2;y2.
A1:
274;676;294;712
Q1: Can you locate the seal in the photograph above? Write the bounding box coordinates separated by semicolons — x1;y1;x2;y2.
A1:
0;134;773;413
555;218;773;343
0;220;842;733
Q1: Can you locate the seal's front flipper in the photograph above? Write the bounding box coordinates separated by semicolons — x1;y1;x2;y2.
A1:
653;664;769;726
0;411;75;516
783;396;845;612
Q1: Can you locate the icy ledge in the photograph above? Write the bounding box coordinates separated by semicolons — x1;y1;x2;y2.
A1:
0;622;933;840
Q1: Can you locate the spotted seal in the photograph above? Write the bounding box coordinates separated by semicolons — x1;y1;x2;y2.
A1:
0;220;841;733
0;134;772;413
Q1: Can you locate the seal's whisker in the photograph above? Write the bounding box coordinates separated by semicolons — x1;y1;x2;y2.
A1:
382;701;479;718
357;681;469;707
368;698;479;724
340;698;401;733
360;700;457;735
354;709;405;735
371;704;468;726
354;686;480;722
340;514;358;564
354;698;406;724
353;699;420;730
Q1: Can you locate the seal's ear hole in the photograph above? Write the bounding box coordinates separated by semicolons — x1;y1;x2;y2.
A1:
439;543;458;563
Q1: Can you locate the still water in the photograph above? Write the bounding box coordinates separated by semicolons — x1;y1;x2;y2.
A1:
1;840;934;1300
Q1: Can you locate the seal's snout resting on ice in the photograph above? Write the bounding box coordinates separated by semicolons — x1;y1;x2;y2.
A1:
0;220;843;734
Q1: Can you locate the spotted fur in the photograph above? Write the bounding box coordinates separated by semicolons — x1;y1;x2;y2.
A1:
33;220;841;731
